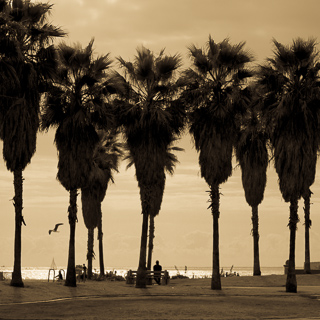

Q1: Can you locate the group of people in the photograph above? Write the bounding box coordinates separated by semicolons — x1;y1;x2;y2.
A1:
55;261;163;284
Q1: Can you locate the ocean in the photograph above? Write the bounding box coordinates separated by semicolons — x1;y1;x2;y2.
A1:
0;266;284;280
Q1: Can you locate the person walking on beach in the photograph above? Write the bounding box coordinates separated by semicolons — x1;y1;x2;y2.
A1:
153;260;162;285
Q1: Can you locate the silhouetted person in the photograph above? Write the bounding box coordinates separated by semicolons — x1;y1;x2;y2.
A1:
55;270;63;281
82;264;87;282
57;270;63;280
153;260;162;285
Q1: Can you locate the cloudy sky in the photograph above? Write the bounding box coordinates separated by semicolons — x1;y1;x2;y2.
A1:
1;0;320;271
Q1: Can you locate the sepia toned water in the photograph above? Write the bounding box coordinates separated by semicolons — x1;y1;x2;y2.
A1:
0;266;284;280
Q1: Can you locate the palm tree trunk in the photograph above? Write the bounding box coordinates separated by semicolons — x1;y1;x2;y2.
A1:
87;228;94;279
303;191;311;274
136;212;149;288
10;169;24;287
210;184;221;290
136;186;150;288
147;214;155;271
65;189;78;287
98;209;105;278
251;206;261;276
286;199;298;293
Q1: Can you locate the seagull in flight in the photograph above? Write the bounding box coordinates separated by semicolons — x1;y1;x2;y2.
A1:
49;223;63;235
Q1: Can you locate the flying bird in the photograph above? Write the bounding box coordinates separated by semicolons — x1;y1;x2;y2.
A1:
49;223;63;235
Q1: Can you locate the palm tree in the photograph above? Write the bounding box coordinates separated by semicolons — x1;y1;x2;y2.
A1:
235;109;268;276
115;46;185;288
0;0;64;287
41;40;114;287
81;130;122;279
180;36;253;290
257;38;320;293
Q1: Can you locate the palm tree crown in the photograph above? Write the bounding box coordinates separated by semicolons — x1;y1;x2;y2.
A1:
258;38;320;202
41;39;115;190
0;0;65;171
182;36;254;186
235;111;268;208
116;46;185;206
82;130;123;230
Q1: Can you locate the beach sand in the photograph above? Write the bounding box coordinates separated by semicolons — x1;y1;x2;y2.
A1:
1;274;320;319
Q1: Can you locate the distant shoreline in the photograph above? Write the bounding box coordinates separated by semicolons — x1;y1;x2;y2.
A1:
0;266;286;280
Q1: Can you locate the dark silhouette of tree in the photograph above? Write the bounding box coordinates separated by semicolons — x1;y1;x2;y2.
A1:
0;0;64;287
115;46;185;288
180;36;253;290
257;38;320;293
235;108;268;276
41;40;114;287
81;130;122;279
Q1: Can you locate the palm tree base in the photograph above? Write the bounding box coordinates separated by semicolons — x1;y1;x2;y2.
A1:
135;267;147;288
64;276;77;287
211;277;221;290
64;281;77;287
10;279;24;287
253;271;261;276
286;275;297;293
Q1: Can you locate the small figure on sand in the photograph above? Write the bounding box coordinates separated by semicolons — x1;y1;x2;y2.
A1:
153;260;162;285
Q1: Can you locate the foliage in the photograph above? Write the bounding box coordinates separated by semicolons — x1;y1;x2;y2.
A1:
257;38;320;202
0;0;64;171
235;109;268;207
180;36;254;187
41;39;116;191
82;130;123;229
115;46;185;215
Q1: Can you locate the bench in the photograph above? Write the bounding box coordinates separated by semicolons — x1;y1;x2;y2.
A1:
126;270;170;285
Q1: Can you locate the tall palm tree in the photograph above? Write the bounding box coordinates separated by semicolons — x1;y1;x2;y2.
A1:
41;40;114;287
0;0;64;287
81;130;122;279
257;38;320;293
180;36;253;290
235;109;268;276
115;46;185;288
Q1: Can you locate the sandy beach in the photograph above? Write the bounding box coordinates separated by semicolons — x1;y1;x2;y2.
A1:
1;275;320;319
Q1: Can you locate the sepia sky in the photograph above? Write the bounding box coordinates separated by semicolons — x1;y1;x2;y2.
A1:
1;0;320;270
